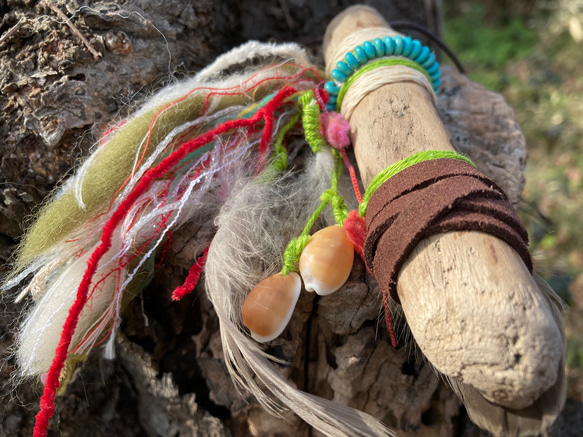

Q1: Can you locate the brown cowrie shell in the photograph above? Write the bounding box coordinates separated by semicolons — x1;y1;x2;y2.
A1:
299;225;354;296
241;272;301;342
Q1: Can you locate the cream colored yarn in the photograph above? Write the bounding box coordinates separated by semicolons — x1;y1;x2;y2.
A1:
326;27;436;121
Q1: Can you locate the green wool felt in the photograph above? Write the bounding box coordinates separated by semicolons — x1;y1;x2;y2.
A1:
16;73;313;270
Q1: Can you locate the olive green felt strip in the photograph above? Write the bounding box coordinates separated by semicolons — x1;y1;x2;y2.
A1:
16;72;316;268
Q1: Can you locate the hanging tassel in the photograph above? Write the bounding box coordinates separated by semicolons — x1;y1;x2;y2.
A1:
171;244;210;301
7;38;399;437
2;41;331;437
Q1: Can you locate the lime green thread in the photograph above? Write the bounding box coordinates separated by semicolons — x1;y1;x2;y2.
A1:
281;93;349;275
299;90;326;153
269;112;300;173
358;151;475;216
325;149;349;225
281;235;312;275
281;150;348;275
336;58;433;111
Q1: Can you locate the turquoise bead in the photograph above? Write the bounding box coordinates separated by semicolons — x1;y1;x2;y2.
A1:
409;40;422;59
336;60;352;76
433;78;441;89
345;52;360;70
324;81;340;95
415;46;430;64
426;62;439;75
373;38;385;57
393;35;403;55
401;36;413;57
354;46;368;64
421;53;436;69
430;69;441;82
331;69;348;83
328;95;337;106
363;41;376;59
326;103;336;112
383;36;395;55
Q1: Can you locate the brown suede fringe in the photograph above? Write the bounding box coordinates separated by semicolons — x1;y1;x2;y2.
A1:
363;158;532;303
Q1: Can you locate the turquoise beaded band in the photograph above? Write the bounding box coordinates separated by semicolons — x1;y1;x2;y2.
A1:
325;35;441;112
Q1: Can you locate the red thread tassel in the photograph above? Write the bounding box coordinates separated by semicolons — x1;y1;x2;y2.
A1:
343;210;366;262
172;244;210;301
381;288;397;348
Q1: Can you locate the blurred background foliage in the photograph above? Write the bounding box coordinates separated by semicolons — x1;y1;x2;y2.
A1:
444;0;583;401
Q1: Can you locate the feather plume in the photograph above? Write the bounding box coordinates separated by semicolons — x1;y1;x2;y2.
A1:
205;150;395;436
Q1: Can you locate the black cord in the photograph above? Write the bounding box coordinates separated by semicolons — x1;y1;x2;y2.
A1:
389;20;466;75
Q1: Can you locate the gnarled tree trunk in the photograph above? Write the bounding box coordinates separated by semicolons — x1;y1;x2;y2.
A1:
1;1;580;436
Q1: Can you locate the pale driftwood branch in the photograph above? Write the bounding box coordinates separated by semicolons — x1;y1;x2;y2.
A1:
323;5;565;435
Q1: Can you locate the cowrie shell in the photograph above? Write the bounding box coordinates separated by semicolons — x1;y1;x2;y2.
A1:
299;225;354;296
241;272;301;342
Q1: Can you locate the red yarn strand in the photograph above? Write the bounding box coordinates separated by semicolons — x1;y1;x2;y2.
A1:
381;288;397;348
107;67;317;210
340;149;362;204
171;243;211;301
33;85;298;437
256;87;296;172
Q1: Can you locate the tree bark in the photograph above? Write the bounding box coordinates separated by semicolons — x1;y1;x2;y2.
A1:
0;1;580;436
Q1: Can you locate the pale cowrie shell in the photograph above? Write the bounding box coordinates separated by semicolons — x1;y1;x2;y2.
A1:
241;272;301;342
299;225;354;296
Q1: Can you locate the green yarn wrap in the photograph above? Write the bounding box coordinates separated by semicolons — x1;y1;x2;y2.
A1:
358;150;475;217
298;90;326;153
281;148;347;276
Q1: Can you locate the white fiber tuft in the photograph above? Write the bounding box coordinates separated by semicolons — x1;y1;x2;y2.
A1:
196;41;312;81
205;150;395;436
16;233;121;376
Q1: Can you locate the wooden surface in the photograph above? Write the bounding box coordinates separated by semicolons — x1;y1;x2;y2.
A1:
323;5;563;410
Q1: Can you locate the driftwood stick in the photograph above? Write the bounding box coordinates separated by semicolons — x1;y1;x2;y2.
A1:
323;5;563;413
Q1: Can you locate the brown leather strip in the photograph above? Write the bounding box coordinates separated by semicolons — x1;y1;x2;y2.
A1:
366;176;506;301
452;197;528;242
363;160;532;304
366;158;507;228
365;175;504;264
430;210;533;273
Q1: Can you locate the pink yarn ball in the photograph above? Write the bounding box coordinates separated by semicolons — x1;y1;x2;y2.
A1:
319;112;351;149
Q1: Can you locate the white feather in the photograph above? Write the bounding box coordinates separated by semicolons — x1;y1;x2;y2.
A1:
205;150;395;436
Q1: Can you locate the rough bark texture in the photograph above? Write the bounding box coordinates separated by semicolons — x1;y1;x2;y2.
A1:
437;67;527;209
0;1;580;436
